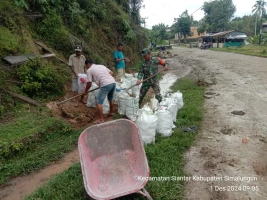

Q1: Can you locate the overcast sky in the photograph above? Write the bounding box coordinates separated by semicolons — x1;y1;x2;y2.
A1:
140;0;255;29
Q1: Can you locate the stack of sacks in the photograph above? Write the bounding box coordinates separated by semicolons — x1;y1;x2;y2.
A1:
135;90;184;144
136;104;158;144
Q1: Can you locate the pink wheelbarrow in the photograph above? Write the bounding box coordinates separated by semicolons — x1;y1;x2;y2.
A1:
78;119;153;200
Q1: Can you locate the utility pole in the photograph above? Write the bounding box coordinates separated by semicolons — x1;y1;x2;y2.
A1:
259;9;263;45
259;0;266;45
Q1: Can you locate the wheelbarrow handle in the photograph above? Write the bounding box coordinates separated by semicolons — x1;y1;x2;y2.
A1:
56;87;100;105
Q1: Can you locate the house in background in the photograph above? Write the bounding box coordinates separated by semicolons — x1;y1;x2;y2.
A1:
175;26;206;40
199;30;248;48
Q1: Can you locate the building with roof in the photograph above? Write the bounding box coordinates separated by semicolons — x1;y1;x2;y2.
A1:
199;30;248;48
174;26;206;40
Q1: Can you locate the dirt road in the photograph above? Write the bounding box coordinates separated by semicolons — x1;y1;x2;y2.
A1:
169;47;267;200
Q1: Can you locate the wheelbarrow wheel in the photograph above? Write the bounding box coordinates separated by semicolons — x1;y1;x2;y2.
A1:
137;188;153;200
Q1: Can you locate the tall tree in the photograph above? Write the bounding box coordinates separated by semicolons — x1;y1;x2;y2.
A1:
150;23;168;44
227;15;257;36
115;0;130;13
252;0;266;36
202;0;236;32
129;0;143;24
172;10;192;39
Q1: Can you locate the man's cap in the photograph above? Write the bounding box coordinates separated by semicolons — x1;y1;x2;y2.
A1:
74;45;82;51
141;48;150;57
117;42;123;47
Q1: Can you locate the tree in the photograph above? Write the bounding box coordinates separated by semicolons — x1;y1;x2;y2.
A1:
252;0;266;35
129;0;143;24
227;15;257;36
202;0;236;32
252;0;266;38
149;23;168;45
197;19;207;35
115;0;130;13
172;10;192;39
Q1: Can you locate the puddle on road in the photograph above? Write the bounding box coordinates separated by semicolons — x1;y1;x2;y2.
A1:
159;73;178;97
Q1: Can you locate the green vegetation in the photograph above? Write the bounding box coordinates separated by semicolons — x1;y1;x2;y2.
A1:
211;44;267;57
0;27;20;55
17;59;67;98
25;78;205;200
172;10;192;39
0;0;148;188
0;106;81;184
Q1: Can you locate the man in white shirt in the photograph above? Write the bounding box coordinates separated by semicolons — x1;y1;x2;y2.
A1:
68;45;86;107
83;59;116;124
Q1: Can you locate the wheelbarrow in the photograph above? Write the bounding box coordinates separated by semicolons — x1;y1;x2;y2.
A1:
78;119;153;200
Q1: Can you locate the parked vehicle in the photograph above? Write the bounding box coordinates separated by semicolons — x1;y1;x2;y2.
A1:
200;42;212;50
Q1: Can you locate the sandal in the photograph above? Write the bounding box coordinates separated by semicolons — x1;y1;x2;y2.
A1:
107;113;115;117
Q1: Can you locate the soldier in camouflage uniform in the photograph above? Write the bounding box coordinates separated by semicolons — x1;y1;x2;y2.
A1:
136;48;169;107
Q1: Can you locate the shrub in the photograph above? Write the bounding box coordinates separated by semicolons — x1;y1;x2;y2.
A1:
34;11;72;53
17;59;65;98
0;27;20;55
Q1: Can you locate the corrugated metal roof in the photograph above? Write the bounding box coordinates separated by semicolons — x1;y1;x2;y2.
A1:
199;30;245;38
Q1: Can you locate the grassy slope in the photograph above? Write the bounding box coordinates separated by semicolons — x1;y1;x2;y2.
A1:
210;44;267;57
0;0;147;185
25;78;205;200
0;128;80;185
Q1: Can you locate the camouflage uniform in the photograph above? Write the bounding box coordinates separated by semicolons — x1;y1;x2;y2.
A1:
137;57;164;106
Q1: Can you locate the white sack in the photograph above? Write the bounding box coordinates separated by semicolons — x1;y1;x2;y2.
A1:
117;91;130;115
86;82;99;108
136;105;158;144
131;77;140;97
125;73;133;79
102;98;110;114
160;98;179;122
121;77;132;90
171;91;184;109
156;106;173;137
126;97;139;121
114;82;122;105
150;96;158;110
77;74;87;94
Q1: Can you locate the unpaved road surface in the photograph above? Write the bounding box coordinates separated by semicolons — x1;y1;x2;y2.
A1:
170;47;267;200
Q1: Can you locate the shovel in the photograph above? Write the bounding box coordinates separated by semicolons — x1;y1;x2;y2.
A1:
56;87;100;105
125;69;165;92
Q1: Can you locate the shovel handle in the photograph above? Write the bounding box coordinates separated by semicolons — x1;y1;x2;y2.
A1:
56;87;100;105
126;69;165;91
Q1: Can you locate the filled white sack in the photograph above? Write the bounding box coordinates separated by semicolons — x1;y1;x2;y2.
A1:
117;90;130;115
160;97;179;122
156;106;174;137
86;82;99;108
77;73;87;94
171;91;184;109
126;97;139;121
136;105;158;145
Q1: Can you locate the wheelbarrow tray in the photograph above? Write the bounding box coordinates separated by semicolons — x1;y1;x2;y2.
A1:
78;119;150;200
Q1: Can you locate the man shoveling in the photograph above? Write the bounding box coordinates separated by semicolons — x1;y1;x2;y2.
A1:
82;59;116;124
136;48;168;107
